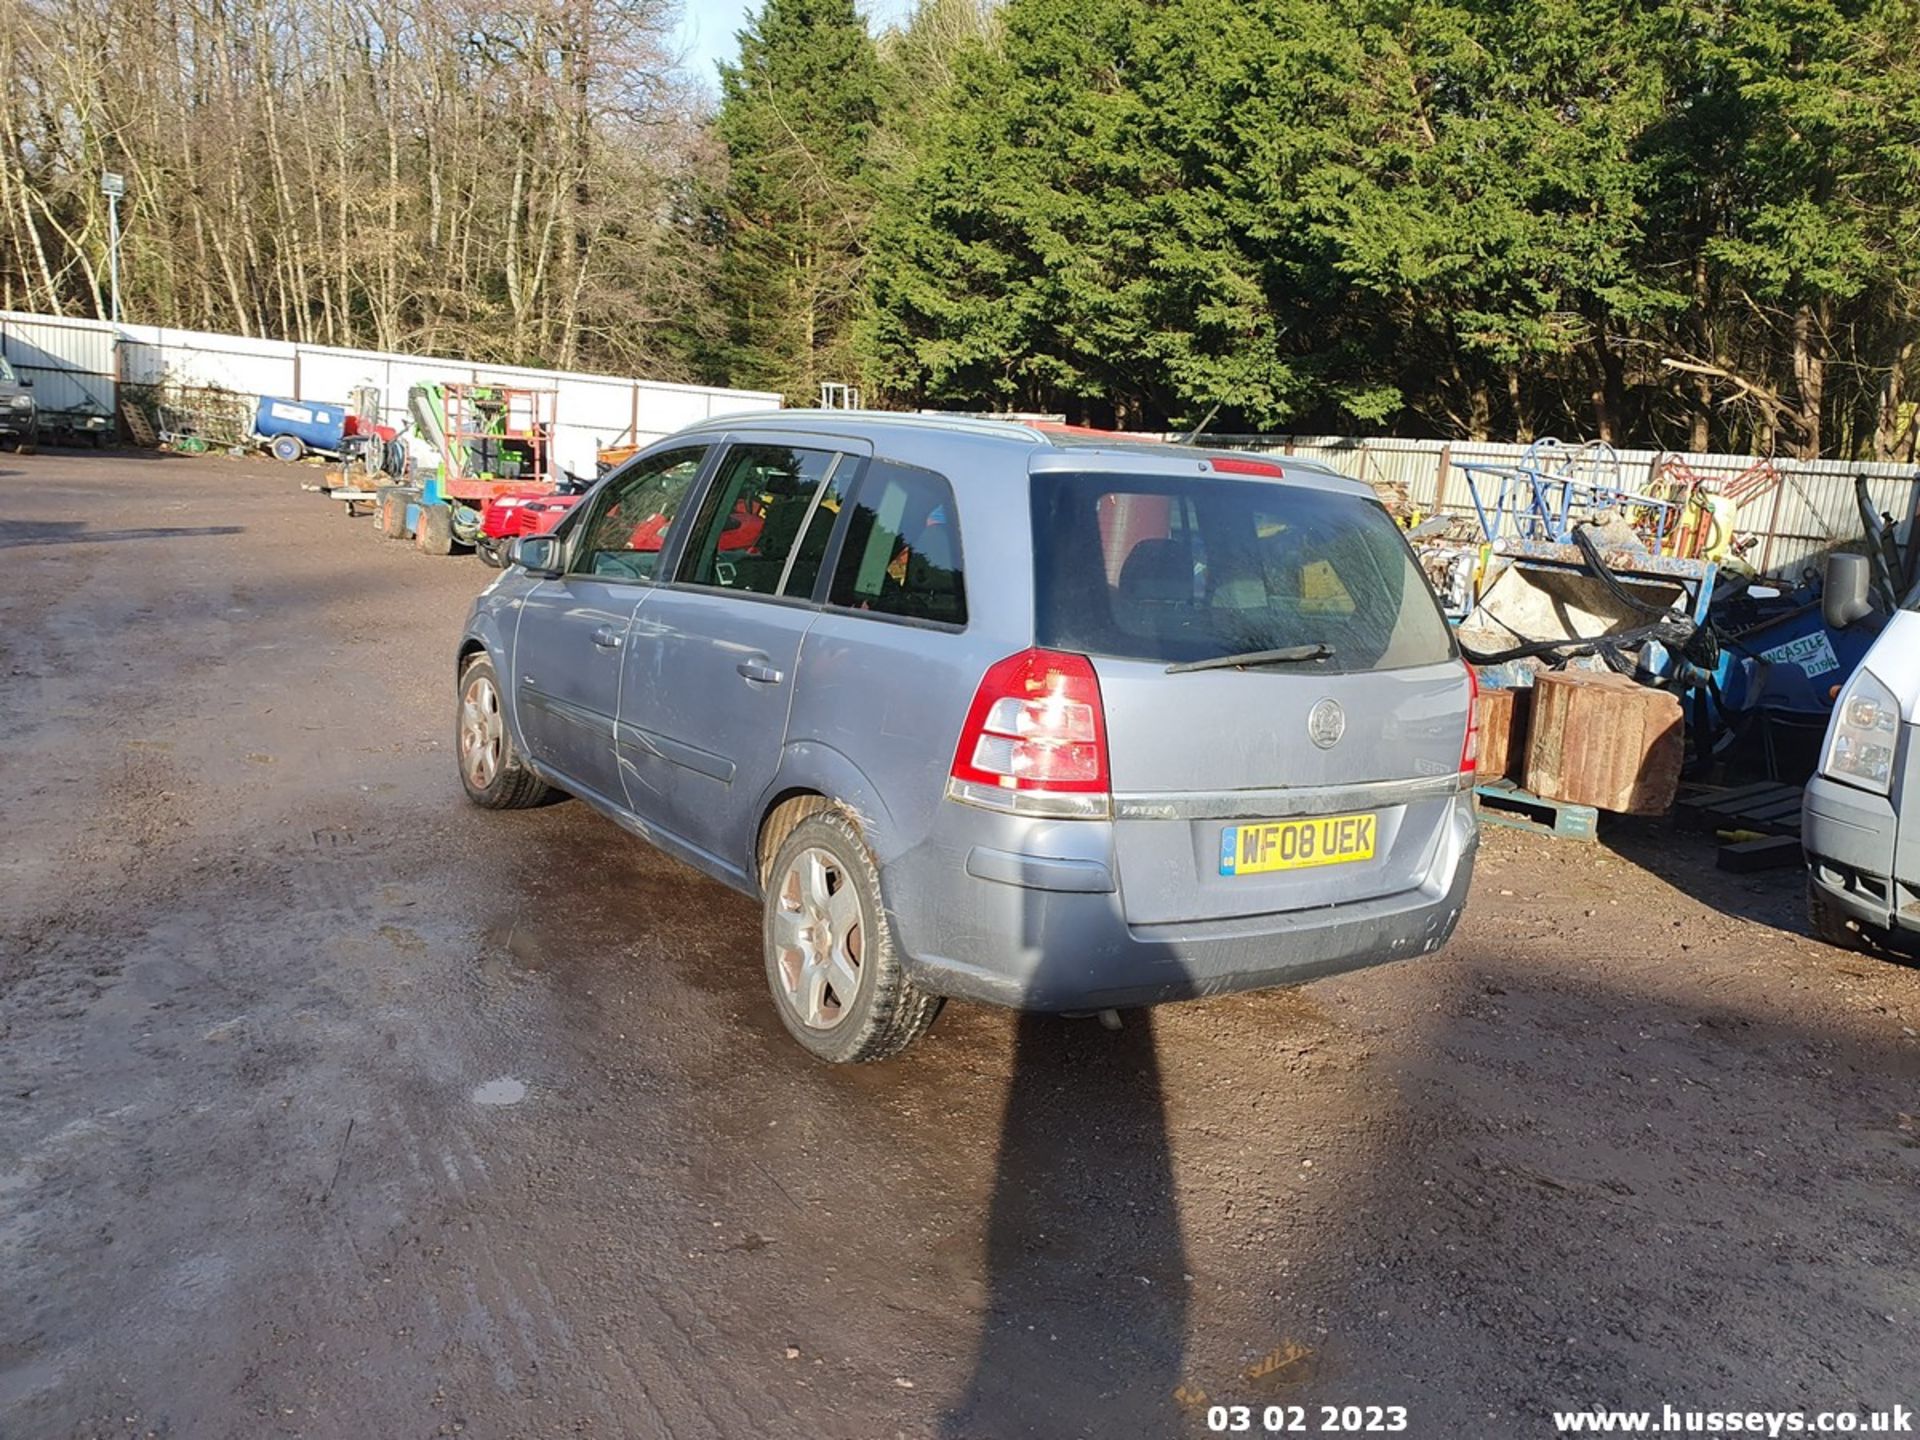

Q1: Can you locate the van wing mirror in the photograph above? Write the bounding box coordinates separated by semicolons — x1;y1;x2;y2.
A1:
510;535;564;576
1822;552;1875;630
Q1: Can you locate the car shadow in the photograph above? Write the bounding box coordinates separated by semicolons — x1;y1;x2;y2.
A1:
940;914;1191;1438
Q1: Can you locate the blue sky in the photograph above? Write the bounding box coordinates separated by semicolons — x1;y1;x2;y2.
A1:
677;0;916;89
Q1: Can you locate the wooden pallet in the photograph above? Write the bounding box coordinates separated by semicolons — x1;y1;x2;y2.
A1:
119;401;157;449
1474;779;1599;841
1676;780;1806;872
1676;781;1803;836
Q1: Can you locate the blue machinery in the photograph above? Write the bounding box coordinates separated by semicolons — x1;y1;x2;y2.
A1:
1452;444;1920;773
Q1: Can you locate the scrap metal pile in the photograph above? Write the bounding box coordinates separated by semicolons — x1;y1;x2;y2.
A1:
1410;438;1918;805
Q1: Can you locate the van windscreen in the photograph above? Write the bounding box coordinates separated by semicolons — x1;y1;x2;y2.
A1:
1031;473;1456;672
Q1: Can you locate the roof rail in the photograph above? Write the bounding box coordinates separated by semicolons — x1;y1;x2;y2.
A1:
680;408;1054;446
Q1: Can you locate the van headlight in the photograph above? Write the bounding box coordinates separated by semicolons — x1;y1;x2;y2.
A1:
9;395;31;410
1822;668;1902;795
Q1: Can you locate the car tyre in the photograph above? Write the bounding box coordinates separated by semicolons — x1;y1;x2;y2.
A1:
457;654;557;810
763;809;942;1064
269;434;304;464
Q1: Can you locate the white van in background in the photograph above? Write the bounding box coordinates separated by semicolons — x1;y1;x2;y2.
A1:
1803;557;1919;953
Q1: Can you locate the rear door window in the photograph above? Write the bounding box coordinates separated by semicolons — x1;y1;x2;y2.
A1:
1032;474;1454;671
827;461;966;626
675;443;841;597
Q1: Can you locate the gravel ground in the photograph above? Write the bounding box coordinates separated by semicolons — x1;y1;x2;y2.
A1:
1;450;1915;1440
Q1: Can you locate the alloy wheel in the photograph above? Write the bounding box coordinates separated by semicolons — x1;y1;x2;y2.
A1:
459;672;504;790
771;847;864;1030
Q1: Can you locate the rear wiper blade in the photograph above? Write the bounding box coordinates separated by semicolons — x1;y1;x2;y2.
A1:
1165;644;1334;674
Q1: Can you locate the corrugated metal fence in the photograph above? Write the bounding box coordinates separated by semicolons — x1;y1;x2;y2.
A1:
1194;434;1920;577
0;310;781;476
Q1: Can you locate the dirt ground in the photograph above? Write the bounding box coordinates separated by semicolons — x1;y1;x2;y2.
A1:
1;449;1915;1440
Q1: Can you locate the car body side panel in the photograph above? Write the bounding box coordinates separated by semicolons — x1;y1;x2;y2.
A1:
1893;725;1920;929
510;575;643;805
781;611;1010;869
769;443;1032;879
616;589;819;882
462;569;540;757
750;741;900;887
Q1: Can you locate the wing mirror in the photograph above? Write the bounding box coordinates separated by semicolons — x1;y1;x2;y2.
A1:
510;535;564;577
1822;551;1874;630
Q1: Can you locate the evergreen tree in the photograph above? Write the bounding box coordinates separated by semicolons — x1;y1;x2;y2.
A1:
715;0;881;401
855;0;1920;453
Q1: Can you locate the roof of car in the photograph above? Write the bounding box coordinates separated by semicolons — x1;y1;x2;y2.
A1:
674;409;1366;495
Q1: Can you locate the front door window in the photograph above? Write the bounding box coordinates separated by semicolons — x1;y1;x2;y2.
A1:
572;445;709;581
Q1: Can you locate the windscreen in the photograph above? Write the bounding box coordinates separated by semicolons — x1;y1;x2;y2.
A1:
1032;473;1456;672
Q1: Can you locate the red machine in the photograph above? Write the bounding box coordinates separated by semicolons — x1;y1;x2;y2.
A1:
476;487;584;567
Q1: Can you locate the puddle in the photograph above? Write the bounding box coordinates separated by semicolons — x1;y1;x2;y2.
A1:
470;1077;528;1107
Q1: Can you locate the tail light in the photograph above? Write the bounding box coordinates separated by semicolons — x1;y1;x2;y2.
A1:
1460;661;1481;787
1208;456;1286;478
947;649;1111;818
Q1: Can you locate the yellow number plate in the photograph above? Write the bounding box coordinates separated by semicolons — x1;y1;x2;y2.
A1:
1220;812;1378;876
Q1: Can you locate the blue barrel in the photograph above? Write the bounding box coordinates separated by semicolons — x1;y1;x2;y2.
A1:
254;396;347;453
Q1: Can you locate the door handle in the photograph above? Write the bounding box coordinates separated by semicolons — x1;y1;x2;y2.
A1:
737;658;784;685
592;625;624;649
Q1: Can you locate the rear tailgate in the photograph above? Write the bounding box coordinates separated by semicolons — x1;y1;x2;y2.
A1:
1030;459;1468;926
1097;658;1469;924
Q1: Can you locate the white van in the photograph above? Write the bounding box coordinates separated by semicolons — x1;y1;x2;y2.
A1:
1803;556;1919;952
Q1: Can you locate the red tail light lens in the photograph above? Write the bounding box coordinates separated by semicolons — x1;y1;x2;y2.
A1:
948;649;1111;817
1460;661;1481;785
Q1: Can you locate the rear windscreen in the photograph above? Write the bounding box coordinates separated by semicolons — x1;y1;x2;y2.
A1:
1032;474;1456;672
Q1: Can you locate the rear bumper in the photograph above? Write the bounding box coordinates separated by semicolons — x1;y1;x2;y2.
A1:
1804;772;1912;935
884;793;1478;1011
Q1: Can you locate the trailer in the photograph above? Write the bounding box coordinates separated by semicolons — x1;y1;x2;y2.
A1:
38;406;113;447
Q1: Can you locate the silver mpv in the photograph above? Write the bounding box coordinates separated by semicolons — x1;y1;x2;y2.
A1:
457;414;1480;1062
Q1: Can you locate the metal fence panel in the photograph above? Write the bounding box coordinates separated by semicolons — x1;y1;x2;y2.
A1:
116;323;300;397
1194;432;1920;576
1;309;780;470
0;313;117;414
